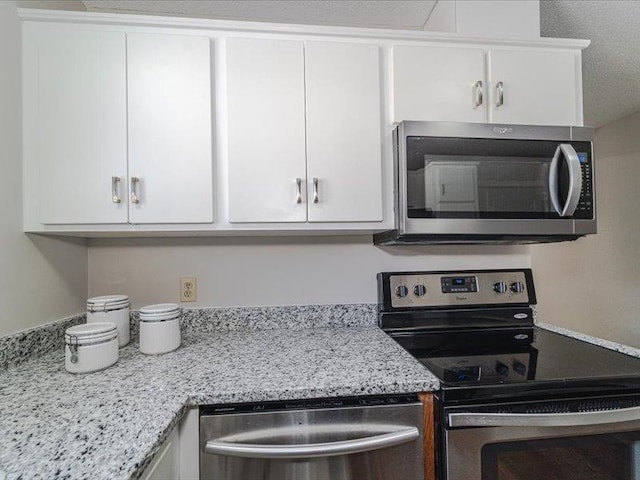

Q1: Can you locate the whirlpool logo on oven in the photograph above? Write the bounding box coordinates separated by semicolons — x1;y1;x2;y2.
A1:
494;126;513;134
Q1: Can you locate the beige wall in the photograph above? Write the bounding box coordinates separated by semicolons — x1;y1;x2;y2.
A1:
530;111;640;345
88;237;529;309
0;1;88;337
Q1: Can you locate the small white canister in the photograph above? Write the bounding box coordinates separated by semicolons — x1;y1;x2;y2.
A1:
87;295;130;347
139;303;182;355
65;322;119;374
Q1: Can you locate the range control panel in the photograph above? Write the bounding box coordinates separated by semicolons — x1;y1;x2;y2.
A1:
379;270;534;309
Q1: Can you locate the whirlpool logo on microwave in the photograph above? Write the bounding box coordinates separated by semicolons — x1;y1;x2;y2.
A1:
494;126;514;134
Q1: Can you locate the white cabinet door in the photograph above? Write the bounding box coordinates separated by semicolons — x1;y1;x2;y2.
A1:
227;38;307;223
392;45;486;123
127;33;213;224
37;28;127;224
305;41;383;222
140;427;180;480
488;49;578;126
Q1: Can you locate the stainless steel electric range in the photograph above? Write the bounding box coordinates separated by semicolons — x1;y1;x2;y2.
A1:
378;269;640;480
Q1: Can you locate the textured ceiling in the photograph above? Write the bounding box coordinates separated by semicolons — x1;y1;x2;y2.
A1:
541;0;640;127
82;1;439;30
78;0;640;128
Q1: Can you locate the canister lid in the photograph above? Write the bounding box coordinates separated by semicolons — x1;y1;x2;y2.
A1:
139;303;182;322
65;322;118;345
87;295;130;312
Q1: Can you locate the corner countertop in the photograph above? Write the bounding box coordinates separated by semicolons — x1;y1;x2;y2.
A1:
0;326;439;480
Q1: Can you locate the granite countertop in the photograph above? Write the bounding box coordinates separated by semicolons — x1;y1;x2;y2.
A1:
0;326;439;480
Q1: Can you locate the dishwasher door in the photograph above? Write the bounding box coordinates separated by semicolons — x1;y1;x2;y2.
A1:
199;397;424;480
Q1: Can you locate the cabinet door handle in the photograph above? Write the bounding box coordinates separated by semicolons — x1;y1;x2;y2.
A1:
296;178;302;204
111;176;121;204
473;80;483;107
130;177;140;204
496;81;504;107
312;178;319;204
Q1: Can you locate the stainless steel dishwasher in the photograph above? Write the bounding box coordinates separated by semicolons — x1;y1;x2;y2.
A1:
199;395;424;480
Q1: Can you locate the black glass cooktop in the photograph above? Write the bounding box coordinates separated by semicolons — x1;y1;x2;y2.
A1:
394;327;640;403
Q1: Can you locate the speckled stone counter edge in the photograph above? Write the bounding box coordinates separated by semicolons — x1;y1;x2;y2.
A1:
0;313;85;370
0;304;378;370
537;322;640;359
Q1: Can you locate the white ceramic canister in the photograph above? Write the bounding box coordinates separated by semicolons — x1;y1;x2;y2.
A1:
139;303;182;355
87;295;130;347
65;322;119;374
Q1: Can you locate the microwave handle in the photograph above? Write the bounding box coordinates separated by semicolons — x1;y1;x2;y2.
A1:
449;406;640;428
548;143;582;217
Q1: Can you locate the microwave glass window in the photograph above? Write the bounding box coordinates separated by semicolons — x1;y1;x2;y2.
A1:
405;137;591;219
481;433;640;480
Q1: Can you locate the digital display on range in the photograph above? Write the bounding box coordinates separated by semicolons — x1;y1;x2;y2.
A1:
441;276;478;294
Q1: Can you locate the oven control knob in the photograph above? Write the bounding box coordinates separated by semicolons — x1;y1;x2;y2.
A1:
495;361;509;376
493;282;508;294
395;285;409;298
413;284;426;297
510;282;525;294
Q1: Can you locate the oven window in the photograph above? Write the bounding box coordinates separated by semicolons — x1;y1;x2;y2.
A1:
405;137;591;219
481;432;640;480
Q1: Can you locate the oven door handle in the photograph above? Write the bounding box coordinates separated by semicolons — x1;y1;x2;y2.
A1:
449;406;640;428
204;426;419;459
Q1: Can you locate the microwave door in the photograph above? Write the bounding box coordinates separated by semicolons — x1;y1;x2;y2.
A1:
549;144;583;217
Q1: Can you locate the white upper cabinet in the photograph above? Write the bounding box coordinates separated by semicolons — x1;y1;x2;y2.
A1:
227;38;383;224
305;41;382;223
21;10;587;235
392;45;582;126
127;33;213;224
226;38;307;223
30;27;213;226
36;27;127;224
392;45;486;124
488;49;578;126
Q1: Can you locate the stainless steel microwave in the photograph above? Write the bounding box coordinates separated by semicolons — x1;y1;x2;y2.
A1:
374;121;596;245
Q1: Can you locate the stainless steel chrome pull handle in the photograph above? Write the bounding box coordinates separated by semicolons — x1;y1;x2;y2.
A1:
130;177;140;204
548;144;582;217
312;177;319;204
449;406;640;428
205;427;419;459
295;178;302;204
496;81;504;107
111;176;121;204
473;80;483;107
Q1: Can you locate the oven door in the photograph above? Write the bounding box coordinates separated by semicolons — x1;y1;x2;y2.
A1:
396;121;595;237
444;402;640;480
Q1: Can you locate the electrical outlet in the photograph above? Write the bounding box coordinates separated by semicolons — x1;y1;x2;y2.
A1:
180;277;197;303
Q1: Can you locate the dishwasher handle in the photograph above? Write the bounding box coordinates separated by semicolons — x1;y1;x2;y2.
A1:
204;427;419;459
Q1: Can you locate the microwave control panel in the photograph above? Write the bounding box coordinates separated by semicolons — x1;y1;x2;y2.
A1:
574;151;594;219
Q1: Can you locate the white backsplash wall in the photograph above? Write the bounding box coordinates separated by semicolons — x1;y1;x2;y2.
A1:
0;2;88;337
88;237;529;309
530;111;640;347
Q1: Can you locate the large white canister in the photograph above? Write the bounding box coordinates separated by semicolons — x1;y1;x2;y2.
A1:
65;322;119;374
87;295;130;347
139;303;182;355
